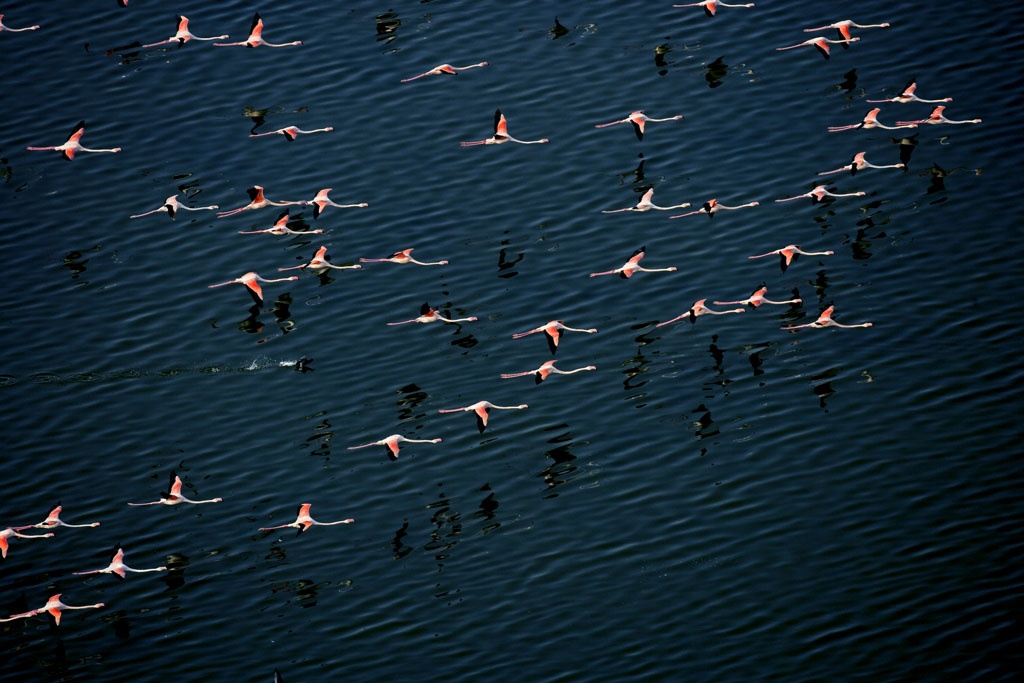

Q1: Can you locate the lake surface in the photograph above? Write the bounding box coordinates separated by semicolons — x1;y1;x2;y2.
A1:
2;1;1022;681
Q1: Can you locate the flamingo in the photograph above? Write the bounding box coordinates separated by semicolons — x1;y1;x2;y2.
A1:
141;15;227;48
130;194;218;219
656;299;746;327
818;152;904;176
74;546;167;578
511;320;597;354
782;305;872;329
437;401;529;433
250;125;334;141
748;244;834;272
460;109;549;146
827;107;915;132
306;188;368;219
672;1;755;17
669;198;759;219
401;62;488;82
31;505;100;529
213;13;301;48
238;210;323;236
775;36;859;60
868;79;952;104
278;246;361;273
387;302;477;325
258;503;354;533
2;594;104;626
775;185;865;204
347;434;442;461
802;19;890;42
896;106;982;127
0;14;40;32
601;187;690;213
128;472;223;507
26;121;121;160
501;360;596;384
589;245;677;278
594;110;683;141
714;285;802;309
1;526;53;559
360;248;448;266
209;271;299;306
217;185;305;218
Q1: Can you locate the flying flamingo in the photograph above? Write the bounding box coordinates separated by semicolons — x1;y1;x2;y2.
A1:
589;245;677;278
250;125;334;141
31;505;100;529
818;152;904;176
0;14;40;32
827;108;914;132
460;109;549;146
775;36;859;60
130;194;219;219
217;185;305;218
672;1;755;17
360;249;448;266
209;271;298;306
278;246;361;273
896;106;982;127
802;19;890;42
1;526;53;559
26;121;122;160
128;472;223;507
669;198;759;219
781;305;872;329
501;359;596;384
258;503;354;533
438;401;529;432
748;244;834;272
775;185;865;204
238;209;323;236
401;62;488;82
213;13;301;48
594;110;683;141
868;79;952;104
74;546;167;578
656;299;745;327
347;434;442;461
714;285;802;309
387;302;477;325
306;188;368;219
2;594;104;626
511;320;597;354
141;15;227;48
601;187;690;213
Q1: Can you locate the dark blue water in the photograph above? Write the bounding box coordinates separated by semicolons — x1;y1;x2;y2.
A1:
2;1;1022;681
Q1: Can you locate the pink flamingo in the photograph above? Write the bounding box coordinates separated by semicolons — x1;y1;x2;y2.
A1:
238;209;323;236
438;400;529;432
501;360;596;384
1;594;104;626
141;15;227;48
673;1;754;17
278;246;360;273
31;505;100;529
27;121;122;160
209;271;298;306
258;503;354;533
461;109;549;146
827;107;914;132
401;62;488;82
74;545;167;578
217;185;305;218
782;305;872;329
594;110;683;141
868;79;951;104
656;299;745;327
589;245;677;278
128;472;223;507
511;320;597;354
802;19;890;42
776;36;859;60
0;14;39;32
347;434;442;461
306;188;368;219
360;248;448;266
250;125;333;141
387;302;477;325
1;526;53;559
130;194;218;219
214;13;301;48
896;106;981;127
669;198;759;219
775;185;865;204
714;285;801;309
748;244;834;272
602;187;690;213
818;151;904;176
